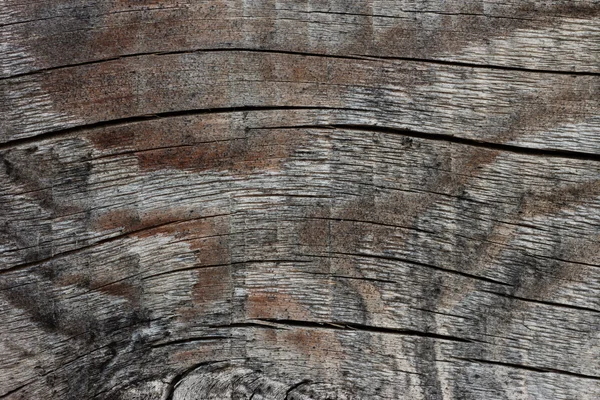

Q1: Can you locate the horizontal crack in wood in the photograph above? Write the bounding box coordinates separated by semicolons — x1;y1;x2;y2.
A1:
323;251;513;286
0;213;231;276
0;106;363;150
255;318;479;343
3;47;597;83
254;124;600;161
481;290;600;314
453;357;600;381
151;336;232;348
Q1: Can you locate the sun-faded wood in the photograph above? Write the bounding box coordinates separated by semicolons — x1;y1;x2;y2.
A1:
1;1;599;400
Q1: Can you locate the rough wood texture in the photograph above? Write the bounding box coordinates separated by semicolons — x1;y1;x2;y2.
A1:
1;1;599;399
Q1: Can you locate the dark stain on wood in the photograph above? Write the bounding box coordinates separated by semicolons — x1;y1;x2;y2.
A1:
191;265;232;312
279;329;337;362
90;122;309;175
0;141;92;216
246;290;312;321
374;7;535;59
521;179;600;217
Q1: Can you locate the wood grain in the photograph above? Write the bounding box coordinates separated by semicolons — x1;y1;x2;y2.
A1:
1;1;599;399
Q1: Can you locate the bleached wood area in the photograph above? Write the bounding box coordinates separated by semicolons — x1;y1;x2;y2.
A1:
1;1;599;399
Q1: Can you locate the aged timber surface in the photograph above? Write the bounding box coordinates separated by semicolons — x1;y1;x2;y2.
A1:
1;1;599;399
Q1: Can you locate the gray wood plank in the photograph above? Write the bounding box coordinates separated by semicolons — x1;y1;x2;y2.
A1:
1;1;599;399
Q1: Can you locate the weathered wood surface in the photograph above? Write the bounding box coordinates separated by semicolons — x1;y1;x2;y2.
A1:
1;1;599;399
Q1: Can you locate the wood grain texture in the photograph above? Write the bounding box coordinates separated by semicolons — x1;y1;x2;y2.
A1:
1;1;599;399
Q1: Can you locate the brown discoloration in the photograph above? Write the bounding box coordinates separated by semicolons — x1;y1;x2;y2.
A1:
328;217;399;256
495;78;600;144
343;278;385;316
137;214;229;240
250;325;343;370
298;216;329;250
41;58;139;123
521;260;586;301
295;138;507;281
94;208;142;232
179;267;233;323
521;179;600;217
90;119;310;175
520;2;600;18
188;236;231;266
94;281;140;303
373;191;435;229
3;2;600;399
373;7;535;60
182;265;233;320
192;266;231;305
456;148;502;182
136;129;306;174
88;125;136;151
94;209;233;314
428;146;503;199
5;0;600;83
246;291;312;321
279;329;338;362
3;269;145;341
89;0;194;60
50;270;91;288
93;207;228;235
88;112;238;154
